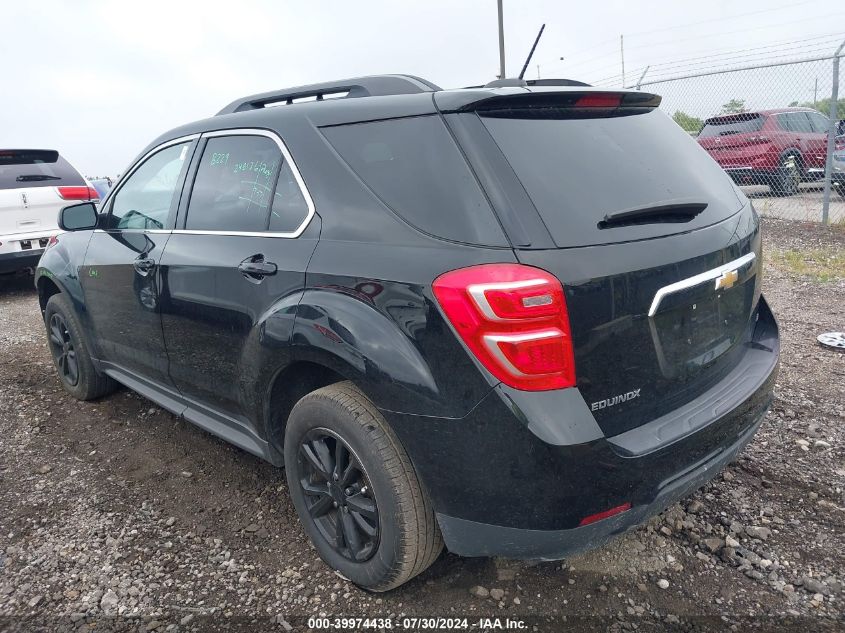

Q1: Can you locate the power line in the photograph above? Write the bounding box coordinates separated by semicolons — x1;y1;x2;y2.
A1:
634;46;844;85
623;40;845;83
536;0;821;66
554;16;845;78
641;34;844;72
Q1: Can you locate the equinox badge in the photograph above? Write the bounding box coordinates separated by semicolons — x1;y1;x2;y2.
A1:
591;389;641;411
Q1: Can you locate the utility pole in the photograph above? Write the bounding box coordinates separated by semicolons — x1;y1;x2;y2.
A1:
814;77;819;108
620;35;626;88
497;0;506;79
821;38;844;224
537;64;541;79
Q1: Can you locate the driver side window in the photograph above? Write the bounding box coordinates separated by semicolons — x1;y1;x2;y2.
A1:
109;142;192;230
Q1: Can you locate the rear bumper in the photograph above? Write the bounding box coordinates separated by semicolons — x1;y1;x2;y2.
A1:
723;166;785;186
0;249;43;274
387;297;779;560
436;413;763;559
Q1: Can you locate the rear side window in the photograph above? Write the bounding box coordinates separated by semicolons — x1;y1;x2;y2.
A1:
782;112;813;133
477;108;743;247
699;114;763;138
0;150;85;190
807;112;830;133
110;142;191;230
322;116;506;246
186;135;283;232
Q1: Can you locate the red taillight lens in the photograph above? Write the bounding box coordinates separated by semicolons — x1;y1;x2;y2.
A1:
575;93;622;108
57;186;99;201
432;264;575;391
578;502;632;527
45;235;59;250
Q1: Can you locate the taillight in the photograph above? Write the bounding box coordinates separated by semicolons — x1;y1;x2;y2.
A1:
57;186;99;201
575;93;622;108
45;235;59;250
432;263;575;391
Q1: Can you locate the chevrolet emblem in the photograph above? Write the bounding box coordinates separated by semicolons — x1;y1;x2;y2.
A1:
715;269;738;290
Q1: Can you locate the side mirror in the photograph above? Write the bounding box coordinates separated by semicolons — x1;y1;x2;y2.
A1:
58;202;98;231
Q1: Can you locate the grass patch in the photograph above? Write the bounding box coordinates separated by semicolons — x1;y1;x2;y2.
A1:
767;248;845;282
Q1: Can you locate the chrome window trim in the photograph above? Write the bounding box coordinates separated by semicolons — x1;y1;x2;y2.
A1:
183;128;316;238
647;252;756;318
99;133;201;212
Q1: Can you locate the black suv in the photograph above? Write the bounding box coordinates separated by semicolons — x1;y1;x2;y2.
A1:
36;75;779;591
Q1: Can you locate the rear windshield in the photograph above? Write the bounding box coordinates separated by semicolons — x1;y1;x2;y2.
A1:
321;115;506;246
477;108;743;247
0;150;85;190
699;114;764;138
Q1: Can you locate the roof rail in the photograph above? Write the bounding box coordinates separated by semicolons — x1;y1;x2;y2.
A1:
216;74;442;115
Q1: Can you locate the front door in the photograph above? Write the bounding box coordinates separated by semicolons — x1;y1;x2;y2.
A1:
158;130;317;430
80;138;195;386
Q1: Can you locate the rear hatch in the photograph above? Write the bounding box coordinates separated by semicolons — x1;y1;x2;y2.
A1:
697;113;770;167
439;90;761;437
0;149;94;238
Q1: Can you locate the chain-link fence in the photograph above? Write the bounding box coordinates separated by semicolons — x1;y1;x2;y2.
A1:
629;51;844;223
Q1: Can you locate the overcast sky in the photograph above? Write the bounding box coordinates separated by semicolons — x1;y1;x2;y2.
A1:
2;0;843;175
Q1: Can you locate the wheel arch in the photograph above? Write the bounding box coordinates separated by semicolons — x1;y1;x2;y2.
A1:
264;360;348;452
37;275;64;313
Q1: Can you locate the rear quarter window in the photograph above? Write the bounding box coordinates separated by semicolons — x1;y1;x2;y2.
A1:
0;150;85;190
321;115;507;246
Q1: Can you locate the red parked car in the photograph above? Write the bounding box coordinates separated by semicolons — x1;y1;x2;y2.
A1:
697;108;830;196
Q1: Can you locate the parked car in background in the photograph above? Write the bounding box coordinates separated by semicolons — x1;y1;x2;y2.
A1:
834;134;845;198
1;149;98;274
697;108;830;196
88;177;114;201
36;75;779;591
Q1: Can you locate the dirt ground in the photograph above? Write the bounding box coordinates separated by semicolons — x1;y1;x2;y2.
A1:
1;218;843;633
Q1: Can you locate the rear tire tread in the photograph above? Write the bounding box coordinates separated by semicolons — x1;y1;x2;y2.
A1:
300;381;443;591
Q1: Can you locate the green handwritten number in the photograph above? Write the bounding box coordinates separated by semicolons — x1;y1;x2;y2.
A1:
210;152;229;167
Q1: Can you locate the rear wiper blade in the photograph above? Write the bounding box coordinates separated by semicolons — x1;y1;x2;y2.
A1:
16;174;61;181
598;201;708;229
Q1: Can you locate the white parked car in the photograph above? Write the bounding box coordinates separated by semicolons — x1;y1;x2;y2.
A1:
0;149;98;274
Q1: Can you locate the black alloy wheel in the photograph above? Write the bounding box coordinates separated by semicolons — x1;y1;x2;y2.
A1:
298;429;380;562
48;313;79;387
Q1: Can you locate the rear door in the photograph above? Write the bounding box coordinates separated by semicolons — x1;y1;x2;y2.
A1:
0;150;96;255
442;92;761;438
158;129;317;432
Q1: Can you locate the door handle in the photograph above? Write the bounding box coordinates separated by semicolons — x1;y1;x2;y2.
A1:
133;255;155;275
238;255;277;280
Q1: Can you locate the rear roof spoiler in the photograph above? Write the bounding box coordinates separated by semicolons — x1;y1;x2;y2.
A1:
437;90;661;113
217;75;442;115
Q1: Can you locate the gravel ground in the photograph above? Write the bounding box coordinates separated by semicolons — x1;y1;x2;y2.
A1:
0;218;843;632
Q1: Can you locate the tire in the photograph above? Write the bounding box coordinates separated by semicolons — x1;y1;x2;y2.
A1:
770;155;800;196
44;294;118;400
284;381;443;591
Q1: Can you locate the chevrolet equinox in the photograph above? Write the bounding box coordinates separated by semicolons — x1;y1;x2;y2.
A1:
36;75;780;591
